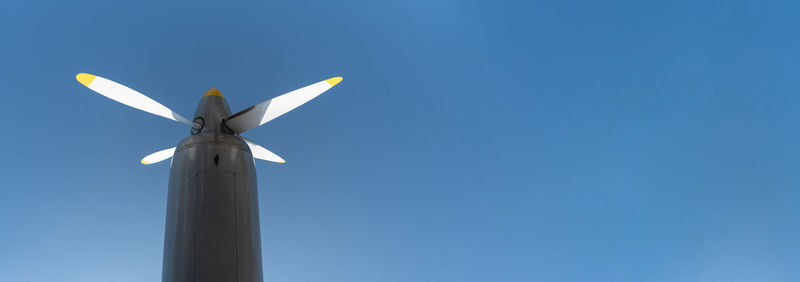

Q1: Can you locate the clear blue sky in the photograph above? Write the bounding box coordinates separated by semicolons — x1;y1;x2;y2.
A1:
2;0;800;281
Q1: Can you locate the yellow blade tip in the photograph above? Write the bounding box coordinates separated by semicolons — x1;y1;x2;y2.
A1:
203;88;225;98
76;73;96;86
278;160;286;163
326;77;343;86
141;160;151;165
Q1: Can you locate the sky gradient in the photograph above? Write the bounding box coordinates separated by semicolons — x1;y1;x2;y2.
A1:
2;0;800;281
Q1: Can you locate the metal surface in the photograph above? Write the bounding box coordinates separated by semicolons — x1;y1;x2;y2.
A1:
162;93;263;282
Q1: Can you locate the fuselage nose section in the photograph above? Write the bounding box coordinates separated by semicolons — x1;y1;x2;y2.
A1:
193;88;232;134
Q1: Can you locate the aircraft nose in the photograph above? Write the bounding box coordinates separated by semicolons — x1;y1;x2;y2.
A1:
202;88;224;98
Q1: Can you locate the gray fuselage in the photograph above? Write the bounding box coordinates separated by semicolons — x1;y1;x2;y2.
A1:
162;91;263;282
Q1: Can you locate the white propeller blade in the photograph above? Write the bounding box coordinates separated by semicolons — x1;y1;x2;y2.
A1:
242;137;286;163
76;73;193;125
141;147;177;165
223;77;342;133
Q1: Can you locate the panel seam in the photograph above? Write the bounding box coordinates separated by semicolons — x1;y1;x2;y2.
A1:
234;173;239;282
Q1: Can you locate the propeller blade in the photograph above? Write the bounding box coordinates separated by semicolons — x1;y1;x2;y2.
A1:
141;147;176;165
223;77;342;133
76;73;193;125
242;137;286;163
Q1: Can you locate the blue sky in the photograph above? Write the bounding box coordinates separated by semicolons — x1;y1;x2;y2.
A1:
2;0;800;281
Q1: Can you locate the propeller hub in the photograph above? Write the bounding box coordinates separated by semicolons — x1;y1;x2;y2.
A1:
192;88;232;134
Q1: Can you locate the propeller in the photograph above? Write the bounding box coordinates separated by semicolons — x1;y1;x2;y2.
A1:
76;73;341;165
141;147;177;165
223;77;342;134
242;137;286;163
76;73;193;125
139;137;284;165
